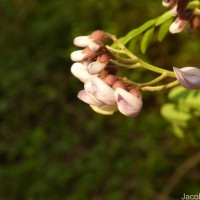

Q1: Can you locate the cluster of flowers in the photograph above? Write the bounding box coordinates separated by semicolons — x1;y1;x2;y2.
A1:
70;30;143;117
162;0;200;33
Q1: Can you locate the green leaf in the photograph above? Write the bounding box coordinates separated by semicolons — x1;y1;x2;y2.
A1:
168;86;200;108
157;18;173;42
119;18;157;45
172;123;185;138
155;11;173;26
161;103;192;124
140;27;155;54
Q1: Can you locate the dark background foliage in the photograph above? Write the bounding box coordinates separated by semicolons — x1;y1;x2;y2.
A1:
0;0;200;199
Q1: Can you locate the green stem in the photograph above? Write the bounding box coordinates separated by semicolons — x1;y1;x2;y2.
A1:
141;80;179;92
110;59;141;69
133;73;168;87
108;34;176;78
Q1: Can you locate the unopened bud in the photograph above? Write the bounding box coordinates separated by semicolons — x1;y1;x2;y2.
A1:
70;47;97;62
90;30;107;41
103;75;119;86
173;66;200;89
112;80;126;90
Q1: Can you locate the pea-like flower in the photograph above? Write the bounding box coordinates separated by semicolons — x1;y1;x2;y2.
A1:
84;77;116;105
173;66;200;89
114;88;143;117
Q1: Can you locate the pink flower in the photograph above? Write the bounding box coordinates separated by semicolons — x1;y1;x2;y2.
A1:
77;90;104;106
84;77;115;105
173;67;200;89
114;88;143;117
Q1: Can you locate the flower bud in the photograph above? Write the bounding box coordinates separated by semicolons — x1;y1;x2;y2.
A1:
70;48;97;62
87;54;110;75
114;88;143;117
84;77;115;105
102;75;119;86
173;67;200;89
73;36;92;47
71;62;94;83
169;17;188;33
177;0;189;15
73;30;107;48
112;80;126;90
90;30;107;41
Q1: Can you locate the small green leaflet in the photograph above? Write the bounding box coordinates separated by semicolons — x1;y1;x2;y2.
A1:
157;18;173;42
155;10;173;26
140;27;155;54
119;19;157;45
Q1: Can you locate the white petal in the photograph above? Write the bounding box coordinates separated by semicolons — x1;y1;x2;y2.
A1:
70;50;85;62
73;36;92;47
78;90;104;106
71;62;94;82
88;41;101;51
85;77;115;105
90;104;117;115
114;88;142;117
169;21;181;34
87;61;107;75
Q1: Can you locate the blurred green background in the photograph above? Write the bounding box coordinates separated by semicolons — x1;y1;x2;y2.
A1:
0;0;200;199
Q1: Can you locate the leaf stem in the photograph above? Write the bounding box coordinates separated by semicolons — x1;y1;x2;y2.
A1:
141;80;179;91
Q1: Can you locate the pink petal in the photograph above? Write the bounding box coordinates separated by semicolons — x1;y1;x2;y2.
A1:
84;77;115;105
115;88;143;117
78;90;104;106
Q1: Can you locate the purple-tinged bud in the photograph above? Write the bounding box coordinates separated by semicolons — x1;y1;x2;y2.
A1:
90;30;107;41
84;77;115;105
70;48;97;62
169;17;188;33
162;0;176;7
177;0;189;15
114;88;143;117
71;62;94;83
112;80;126;90
173;67;200;89
90;104;117;115
103;75;119;87
78;90;104;106
87;54;110;75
